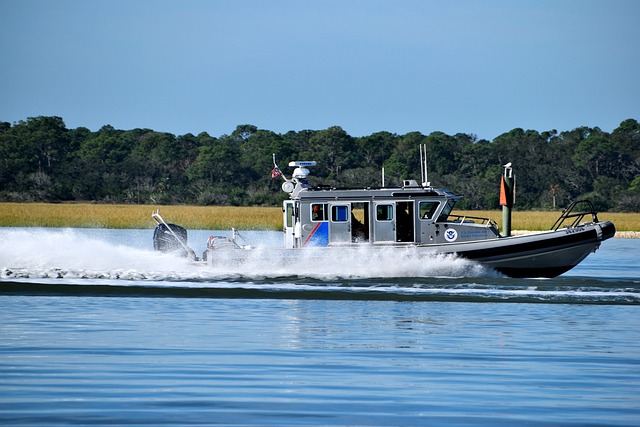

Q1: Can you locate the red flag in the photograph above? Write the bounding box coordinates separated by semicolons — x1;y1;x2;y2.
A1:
271;167;282;179
499;176;508;206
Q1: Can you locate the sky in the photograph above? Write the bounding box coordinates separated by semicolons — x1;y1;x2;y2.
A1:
1;0;639;142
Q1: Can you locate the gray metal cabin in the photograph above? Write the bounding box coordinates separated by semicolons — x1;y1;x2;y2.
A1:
283;177;500;250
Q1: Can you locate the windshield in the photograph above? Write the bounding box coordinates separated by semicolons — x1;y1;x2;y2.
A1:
437;200;456;222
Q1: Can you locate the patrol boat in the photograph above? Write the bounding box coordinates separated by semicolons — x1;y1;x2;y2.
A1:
152;155;616;278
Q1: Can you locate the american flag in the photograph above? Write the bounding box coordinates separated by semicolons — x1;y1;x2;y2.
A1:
271;166;282;179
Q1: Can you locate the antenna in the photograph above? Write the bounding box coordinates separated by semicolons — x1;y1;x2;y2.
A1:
420;144;430;187
420;144;424;184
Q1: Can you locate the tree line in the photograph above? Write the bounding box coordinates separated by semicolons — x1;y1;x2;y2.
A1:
1;116;638;212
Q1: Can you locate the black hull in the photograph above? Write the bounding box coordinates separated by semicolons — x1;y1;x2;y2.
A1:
198;222;615;279
447;221;616;278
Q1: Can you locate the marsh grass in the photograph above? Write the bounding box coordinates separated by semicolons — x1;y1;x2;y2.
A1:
0;203;637;232
0;203;282;230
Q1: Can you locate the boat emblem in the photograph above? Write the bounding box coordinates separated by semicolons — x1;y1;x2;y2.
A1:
444;228;458;242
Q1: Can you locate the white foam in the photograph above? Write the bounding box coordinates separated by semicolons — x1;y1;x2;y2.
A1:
0;228;193;275
0;228;493;281
205;245;493;280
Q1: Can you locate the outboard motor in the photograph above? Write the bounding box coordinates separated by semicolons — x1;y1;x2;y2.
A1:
153;222;187;252
152;220;197;260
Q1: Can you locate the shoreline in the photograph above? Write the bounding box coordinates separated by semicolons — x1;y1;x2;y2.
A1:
613;231;640;238
1;202;637;235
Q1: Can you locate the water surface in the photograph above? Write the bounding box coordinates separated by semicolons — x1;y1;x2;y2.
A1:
1;228;638;426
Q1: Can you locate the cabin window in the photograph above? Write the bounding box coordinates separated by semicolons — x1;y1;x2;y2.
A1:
311;203;327;221
437;200;456;222
419;201;440;220
331;205;349;222
376;204;393;221
286;203;294;228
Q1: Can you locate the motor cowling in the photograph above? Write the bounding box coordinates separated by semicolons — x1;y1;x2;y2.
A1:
153;223;194;258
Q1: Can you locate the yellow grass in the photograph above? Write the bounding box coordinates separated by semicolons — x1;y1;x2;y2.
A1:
0;203;282;230
0;203;638;233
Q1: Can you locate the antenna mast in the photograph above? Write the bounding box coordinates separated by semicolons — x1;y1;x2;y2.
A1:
420;144;429;187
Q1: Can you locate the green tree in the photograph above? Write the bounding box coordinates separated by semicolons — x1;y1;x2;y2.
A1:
0;116;70;200
73;125;132;201
0;115;638;211
302;126;355;182
609;119;640;210
186;134;242;205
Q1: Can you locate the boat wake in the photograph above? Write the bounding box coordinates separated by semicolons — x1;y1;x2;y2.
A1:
1;228;638;304
0;228;492;281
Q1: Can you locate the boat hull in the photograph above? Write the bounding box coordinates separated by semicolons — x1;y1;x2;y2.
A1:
423;221;616;278
204;221;615;279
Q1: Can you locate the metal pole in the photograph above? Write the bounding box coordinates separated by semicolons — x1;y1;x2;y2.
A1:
501;163;514;237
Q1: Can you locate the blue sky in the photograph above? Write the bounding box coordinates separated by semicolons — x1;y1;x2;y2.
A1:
1;0;638;141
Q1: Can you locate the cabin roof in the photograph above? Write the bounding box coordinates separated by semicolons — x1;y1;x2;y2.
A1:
293;185;462;201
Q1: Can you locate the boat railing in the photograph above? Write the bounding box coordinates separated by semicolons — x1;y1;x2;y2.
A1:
443;214;499;229
550;200;600;231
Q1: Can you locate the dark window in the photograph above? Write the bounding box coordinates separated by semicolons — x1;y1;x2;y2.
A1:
376;204;393;221
437;200;456;222
286;203;294;227
332;205;349;222
419;201;440;220
311;203;327;221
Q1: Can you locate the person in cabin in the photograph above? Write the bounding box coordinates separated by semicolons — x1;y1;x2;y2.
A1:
351;209;368;242
396;204;413;242
312;204;320;221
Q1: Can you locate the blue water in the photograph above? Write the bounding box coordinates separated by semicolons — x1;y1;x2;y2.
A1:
1;228;639;426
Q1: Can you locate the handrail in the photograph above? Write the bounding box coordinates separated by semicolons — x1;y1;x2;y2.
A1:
444;214;498;228
550;200;600;231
